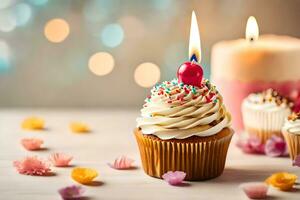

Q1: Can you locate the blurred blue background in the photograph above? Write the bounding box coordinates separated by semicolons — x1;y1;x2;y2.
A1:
0;0;299;107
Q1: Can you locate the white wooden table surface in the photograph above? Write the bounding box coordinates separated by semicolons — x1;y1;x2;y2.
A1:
0;109;299;200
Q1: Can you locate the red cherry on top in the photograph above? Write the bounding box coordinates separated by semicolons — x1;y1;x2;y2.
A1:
177;61;203;87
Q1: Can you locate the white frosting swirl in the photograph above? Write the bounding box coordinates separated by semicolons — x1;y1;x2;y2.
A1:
136;79;231;139
282;118;300;135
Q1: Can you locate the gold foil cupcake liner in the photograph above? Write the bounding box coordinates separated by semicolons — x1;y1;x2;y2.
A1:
283;131;300;160
134;128;233;181
245;128;283;144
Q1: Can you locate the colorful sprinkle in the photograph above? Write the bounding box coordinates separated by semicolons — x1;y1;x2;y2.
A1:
145;78;218;106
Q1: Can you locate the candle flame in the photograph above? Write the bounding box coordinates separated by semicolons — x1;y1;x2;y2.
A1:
189;11;201;62
246;16;259;42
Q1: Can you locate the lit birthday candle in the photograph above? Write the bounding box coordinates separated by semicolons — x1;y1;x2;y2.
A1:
245;16;259;42
177;11;203;87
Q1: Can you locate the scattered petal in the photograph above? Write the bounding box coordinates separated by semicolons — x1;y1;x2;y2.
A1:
162;171;186;186
49;153;73;167
265;172;298;191
13;156;51;176
292;155;300;167
21;138;44;151
70;122;90;133
71;167;98;184
22;117;45;130
237;136;265;154
108;156;135;170
240;182;268;199
58;185;85;200
265;136;287;157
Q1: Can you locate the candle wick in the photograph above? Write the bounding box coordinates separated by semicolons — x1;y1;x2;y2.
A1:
250;37;254;42
190;54;198;62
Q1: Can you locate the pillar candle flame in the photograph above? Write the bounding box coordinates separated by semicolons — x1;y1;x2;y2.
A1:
246;16;259;42
189;11;201;62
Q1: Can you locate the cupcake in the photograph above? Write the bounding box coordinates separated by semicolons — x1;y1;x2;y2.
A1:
135;68;233;180
282;112;300;160
242;89;292;143
134;11;233;181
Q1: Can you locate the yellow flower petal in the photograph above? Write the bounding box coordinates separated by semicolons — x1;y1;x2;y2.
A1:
71;167;98;184
265;172;298;191
70;122;90;133
22;117;45;130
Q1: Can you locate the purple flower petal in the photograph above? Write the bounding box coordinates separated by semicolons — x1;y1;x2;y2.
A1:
293;155;300;167
237;136;265;154
248;137;265;154
265;136;287;157
162;171;186;186
58;185;85;200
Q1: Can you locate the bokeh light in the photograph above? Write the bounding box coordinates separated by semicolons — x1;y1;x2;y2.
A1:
134;62;160;88
0;40;11;73
101;24;124;48
14;3;32;26
28;0;48;6
0;11;17;32
0;58;10;72
44;18;70;43
89;52;114;76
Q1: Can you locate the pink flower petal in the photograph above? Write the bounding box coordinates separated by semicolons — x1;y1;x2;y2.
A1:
49;153;73;167
240;182;268;199
13;156;51;176
108;156;135;170
21;138;44;151
58;185;85;200
237;136;265;154
292;155;300;167
162;171;186;186
265;136;287;157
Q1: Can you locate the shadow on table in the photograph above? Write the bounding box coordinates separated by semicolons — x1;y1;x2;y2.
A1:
84;181;105;187
44;172;57;177
215;167;280;183
174;182;191;187
76;197;92;200
80;196;111;200
115;166;140;170
34;147;49;151
42;127;51;131
56;164;77;168
263;196;284;200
